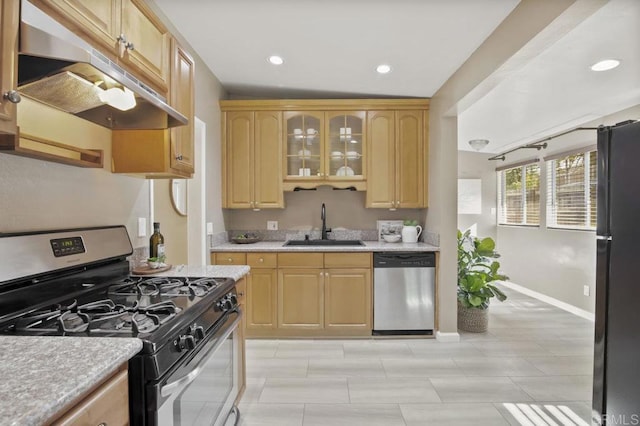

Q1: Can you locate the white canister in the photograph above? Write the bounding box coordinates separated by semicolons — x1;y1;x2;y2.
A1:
401;225;422;243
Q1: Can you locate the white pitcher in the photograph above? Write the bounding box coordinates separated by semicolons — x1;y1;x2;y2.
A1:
401;225;422;243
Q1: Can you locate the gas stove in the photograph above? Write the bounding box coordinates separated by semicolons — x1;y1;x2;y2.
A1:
0;226;242;425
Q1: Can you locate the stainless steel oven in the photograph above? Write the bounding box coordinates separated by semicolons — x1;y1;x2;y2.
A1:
156;311;241;426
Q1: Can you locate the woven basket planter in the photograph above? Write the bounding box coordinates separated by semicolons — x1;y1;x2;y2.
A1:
457;302;489;333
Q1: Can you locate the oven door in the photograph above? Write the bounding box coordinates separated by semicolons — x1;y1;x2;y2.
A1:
154;310;241;426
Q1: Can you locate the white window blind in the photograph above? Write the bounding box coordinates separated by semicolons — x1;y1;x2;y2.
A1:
546;149;597;230
497;163;540;226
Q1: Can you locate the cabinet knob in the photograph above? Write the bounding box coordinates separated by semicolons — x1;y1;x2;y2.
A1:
228;258;233;263
259;258;264;262
238;291;245;296
126;41;135;51
117;33;127;43
3;90;21;104
175;154;183;161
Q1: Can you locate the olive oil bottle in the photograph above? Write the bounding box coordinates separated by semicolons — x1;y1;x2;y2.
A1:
149;222;165;260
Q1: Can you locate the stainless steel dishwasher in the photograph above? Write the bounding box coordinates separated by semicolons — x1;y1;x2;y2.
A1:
373;252;436;335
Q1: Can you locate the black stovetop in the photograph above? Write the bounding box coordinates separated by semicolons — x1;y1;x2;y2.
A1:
0;261;236;347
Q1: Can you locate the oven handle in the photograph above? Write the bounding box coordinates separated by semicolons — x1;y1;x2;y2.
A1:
160;312;241;398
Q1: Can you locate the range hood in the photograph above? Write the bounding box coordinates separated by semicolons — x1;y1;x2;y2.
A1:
17;1;187;130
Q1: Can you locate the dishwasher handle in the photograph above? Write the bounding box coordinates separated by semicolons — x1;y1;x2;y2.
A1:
373;252;436;268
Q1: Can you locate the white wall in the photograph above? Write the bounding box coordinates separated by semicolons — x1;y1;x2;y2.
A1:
495;104;640;313
0;99;150;250
457;151;497;240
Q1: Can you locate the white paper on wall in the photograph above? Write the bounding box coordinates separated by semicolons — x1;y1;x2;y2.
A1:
458;179;482;214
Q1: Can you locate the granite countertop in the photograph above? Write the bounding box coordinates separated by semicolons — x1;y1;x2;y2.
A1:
210;241;440;252
0;336;142;426
133;265;250;280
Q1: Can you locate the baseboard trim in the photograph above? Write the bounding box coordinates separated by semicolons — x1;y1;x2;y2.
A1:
436;331;460;342
499;281;595;322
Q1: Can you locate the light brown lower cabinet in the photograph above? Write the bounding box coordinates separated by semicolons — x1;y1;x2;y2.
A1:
52;365;129;426
211;251;373;337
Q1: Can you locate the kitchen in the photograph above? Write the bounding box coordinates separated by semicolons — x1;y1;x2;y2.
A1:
0;0;638;425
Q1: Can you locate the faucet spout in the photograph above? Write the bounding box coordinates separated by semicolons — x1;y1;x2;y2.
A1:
321;203;331;240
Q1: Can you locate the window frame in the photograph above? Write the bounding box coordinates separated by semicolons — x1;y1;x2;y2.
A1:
497;161;541;227
545;147;597;231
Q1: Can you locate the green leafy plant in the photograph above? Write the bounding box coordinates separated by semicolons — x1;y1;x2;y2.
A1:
457;229;508;309
403;219;418;226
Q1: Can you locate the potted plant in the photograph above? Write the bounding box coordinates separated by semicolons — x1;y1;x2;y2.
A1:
457;229;508;332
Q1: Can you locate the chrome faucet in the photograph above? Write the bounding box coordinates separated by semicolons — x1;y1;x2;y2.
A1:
321;203;332;240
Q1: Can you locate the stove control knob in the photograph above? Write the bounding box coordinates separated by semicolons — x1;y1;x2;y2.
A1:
176;335;196;351
221;299;234;311
229;294;238;306
190;325;205;340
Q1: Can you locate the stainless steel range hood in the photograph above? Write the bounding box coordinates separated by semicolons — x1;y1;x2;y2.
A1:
18;1;187;130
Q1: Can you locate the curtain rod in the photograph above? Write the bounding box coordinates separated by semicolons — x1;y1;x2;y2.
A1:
488;127;599;161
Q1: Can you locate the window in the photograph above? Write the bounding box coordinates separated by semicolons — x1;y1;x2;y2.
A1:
546;149;597;229
497;163;540;226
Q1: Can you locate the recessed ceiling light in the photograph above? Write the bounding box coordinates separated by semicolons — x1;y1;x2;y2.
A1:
268;55;284;65
590;59;620;72
376;64;392;74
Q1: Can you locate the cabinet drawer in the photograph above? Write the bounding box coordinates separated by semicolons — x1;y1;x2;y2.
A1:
53;368;129;426
213;252;247;265
277;252;324;268
247;252;277;268
324;252;371;268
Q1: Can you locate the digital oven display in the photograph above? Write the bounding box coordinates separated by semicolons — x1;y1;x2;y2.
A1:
50;236;85;257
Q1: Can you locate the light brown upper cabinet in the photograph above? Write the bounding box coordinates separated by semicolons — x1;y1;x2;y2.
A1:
222;111;284;209
168;38;195;174
283;111;366;190
366;110;428;208
220;99;428;201
111;38;194;178
0;0;19;138
31;0;169;93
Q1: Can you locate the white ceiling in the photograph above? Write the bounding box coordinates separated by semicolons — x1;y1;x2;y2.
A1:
458;0;640;154
153;0;639;155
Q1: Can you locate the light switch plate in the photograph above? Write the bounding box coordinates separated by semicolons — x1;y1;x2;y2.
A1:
137;218;146;237
206;222;213;235
267;221;278;230
583;285;590;296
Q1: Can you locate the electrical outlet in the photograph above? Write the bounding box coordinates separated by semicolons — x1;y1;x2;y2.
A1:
137;218;146;237
206;222;213;235
267;221;278;230
583;285;590;296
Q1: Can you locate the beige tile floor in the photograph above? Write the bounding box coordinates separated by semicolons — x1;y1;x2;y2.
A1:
235;287;594;425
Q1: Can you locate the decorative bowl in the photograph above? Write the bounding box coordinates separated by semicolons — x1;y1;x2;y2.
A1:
231;233;262;244
382;234;402;243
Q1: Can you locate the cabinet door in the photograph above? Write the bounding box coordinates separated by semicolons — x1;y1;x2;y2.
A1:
366;110;395;208
284;111;324;180
246;269;277;330
324;269;371;332
169;39;195;174
0;0;19;136
120;0;169;92
278;269;324;330
396;110;425;208
212;252;247;265
33;0;121;52
254;111;284;208
224;111;254;208
325;111;365;180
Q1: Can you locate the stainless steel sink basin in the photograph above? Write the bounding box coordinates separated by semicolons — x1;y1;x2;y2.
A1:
283;239;365;246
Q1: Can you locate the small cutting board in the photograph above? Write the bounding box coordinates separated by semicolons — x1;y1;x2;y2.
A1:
131;264;172;275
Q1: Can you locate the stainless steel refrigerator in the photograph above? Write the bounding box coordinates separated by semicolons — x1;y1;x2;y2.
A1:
593;120;640;425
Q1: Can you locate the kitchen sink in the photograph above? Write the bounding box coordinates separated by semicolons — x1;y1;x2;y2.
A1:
283;239;365;246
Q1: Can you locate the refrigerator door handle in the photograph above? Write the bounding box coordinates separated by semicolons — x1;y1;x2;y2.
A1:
596;235;612;241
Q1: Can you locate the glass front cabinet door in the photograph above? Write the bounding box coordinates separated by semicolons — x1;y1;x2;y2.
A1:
326;111;365;181
284;111;365;188
284;111;323;180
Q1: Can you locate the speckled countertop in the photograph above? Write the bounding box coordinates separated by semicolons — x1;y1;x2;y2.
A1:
132;265;250;280
211;241;439;252
0;336;142;426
